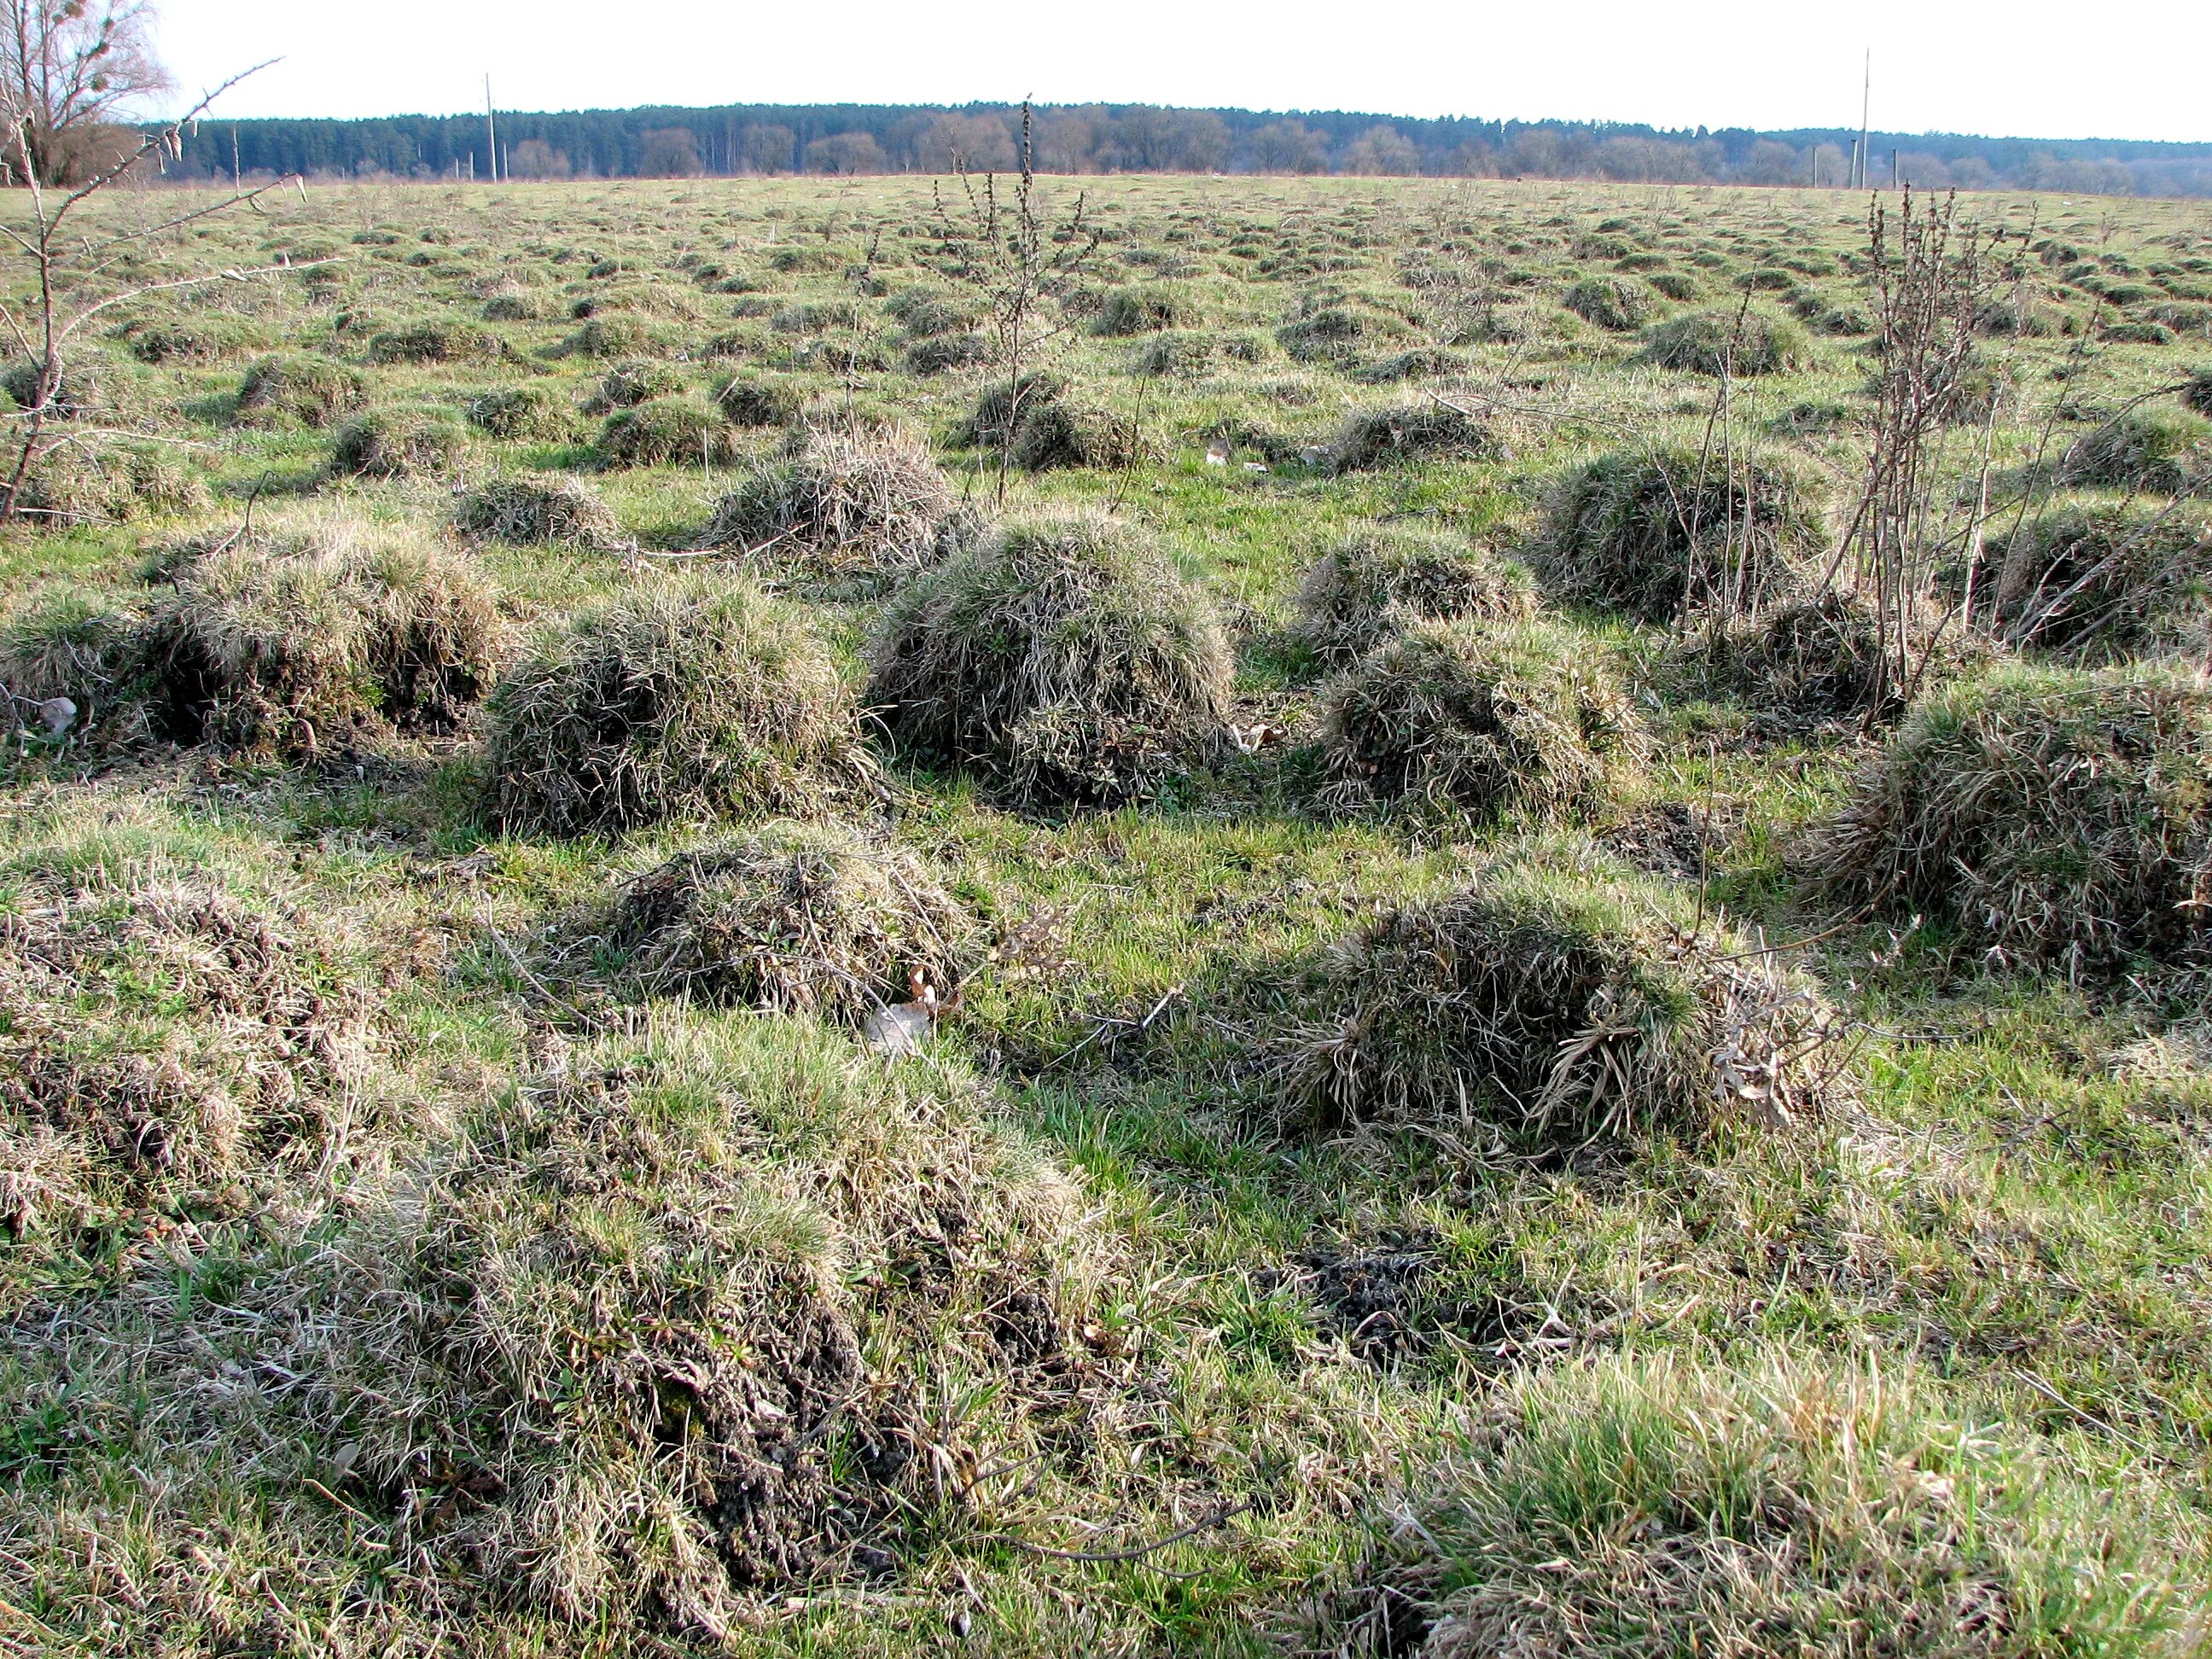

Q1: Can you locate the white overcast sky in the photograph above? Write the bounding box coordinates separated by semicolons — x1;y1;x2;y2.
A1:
152;0;2211;144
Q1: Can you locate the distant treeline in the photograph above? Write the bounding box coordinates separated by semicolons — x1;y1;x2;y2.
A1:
151;102;2212;198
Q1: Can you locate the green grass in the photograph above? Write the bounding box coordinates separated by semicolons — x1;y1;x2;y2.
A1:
1;171;2209;1657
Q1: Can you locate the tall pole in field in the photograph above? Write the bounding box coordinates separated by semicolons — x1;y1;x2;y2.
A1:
485;74;499;183
1858;50;1871;189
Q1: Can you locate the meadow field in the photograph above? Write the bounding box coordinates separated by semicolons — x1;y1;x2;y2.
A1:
2;170;2210;1656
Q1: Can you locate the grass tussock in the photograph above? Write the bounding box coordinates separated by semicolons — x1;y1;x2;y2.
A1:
0;847;374;1286
466;382;579;443
236;354;366;428
1317;620;1641;823
1563;276;1658;332
1813;661;2212;980
1294;847;1844;1145
867;509;1231;811
1640;308;1808;375
11;440;208;528
1540;443;1828;622
1330;399;1508;474
304;1017;1112;1632
486;576;870;835
135;514;500;752
614;821;972;1022
696;423;961;573
1295;522;1538;666
2058;407;2211;495
1981;498;2212;661
1671;589;1906;725
598;395;742;468
0;588;144;735
455;474;626;550
1318;1352;2199;1659
960;377;1150;473
329;406;467;480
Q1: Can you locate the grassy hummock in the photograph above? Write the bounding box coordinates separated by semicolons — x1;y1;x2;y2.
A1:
867;508;1231;811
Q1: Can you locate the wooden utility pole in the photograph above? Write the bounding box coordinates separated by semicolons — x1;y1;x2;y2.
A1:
485;74;498;183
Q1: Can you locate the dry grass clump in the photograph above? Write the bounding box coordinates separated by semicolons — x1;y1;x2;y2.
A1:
598;395;742;468
2183;368;2212;416
614;822;971;1022
1;356;103;418
1979;498;2211;661
2059;407;2212;495
1092;284;1186;335
329;406;467;480
1330;400;1507;474
1563;276;1658;332
715;370;806;428
236;354;365;428
1813;661;2212;980
1316;1353;2197;1659
1009;398;1150;473
0;848;374;1272
0;588;144;736
307;1016;1109;1630
1639;308;1808;375
1316;620;1641;823
1293;847;1844;1145
1295;522;1538;665
587;358;688;412
124;315;268;364
466;382;579;442
486;576;869;835
137;513;501;751
958;376;1149;473
12;440;208;528
1672;589;1905;724
696;423;959;573
1540;443;1828;622
365;320;498;364
454;474;626;550
867;509;1231;811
